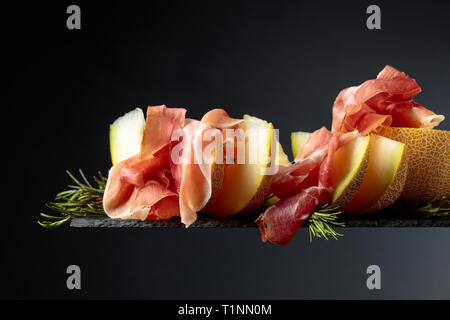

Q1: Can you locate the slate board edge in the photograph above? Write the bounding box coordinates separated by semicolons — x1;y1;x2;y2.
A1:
70;215;450;228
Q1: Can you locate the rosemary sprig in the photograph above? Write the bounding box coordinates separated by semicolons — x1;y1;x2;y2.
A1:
408;193;450;217
307;204;345;242
38;170;107;229
39;171;346;239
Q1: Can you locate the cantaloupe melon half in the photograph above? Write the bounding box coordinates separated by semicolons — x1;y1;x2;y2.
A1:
343;134;408;214
331;136;370;207
205;115;274;217
378;127;449;203
291;131;311;159
110;108;146;165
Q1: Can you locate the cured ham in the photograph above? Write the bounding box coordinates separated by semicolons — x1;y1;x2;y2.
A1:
140;106;186;159
257;186;326;246
257;128;357;245
268;128;330;200
332;65;444;135
257;65;443;245
103;153;179;221
103;106;185;221
177;110;242;226
103;105;241;227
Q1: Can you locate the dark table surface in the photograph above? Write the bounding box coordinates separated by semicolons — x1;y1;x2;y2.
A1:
70;206;450;228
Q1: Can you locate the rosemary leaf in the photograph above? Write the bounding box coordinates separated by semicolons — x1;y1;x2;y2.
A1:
307;204;345;242
38;170;107;229
408;193;450;217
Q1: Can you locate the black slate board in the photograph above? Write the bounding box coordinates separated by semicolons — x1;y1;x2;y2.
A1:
70;206;450;228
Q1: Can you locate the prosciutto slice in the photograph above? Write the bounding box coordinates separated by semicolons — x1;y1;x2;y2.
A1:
332;65;444;135
103;106;241;226
257;128;357;245
103;105;186;221
176;109;242;226
103;153;179;221
140;106;186;159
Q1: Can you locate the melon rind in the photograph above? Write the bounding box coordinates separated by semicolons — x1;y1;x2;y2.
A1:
379;127;449;203
331;136;370;207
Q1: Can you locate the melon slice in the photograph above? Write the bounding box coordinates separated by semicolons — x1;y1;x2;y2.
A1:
291;131;311;159
331;136;370;207
379;127;449;203
110;108;146;165
205;114;274;217
276;141;291;166
291;132;370;207
260;139;290;208
343;134;408;214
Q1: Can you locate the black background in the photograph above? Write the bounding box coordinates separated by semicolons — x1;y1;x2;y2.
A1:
3;0;450;299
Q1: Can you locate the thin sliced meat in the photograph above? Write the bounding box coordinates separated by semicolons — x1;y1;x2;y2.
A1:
269;150;326;199
256;186;326;246
332;65;444;135
318;131;358;191
103;158;179;221
177;109;242;226
147;196;180;220
200;108;243;129
103;159;135;212
296;127;332;160
140;105;186;159
119;151;169;187
388;100;444;128
257;128;357;245
104;105;186;221
269;127;331;200
105;106;243;226
177;120;208;226
269;127;357;199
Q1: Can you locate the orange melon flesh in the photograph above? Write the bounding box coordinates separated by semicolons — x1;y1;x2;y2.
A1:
291;131;311;159
343;134;406;214
205;115;273;217
331;136;370;206
378;127;449;203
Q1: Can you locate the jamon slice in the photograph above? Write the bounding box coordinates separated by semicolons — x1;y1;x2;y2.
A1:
176;109;242;226
140;106;186;159
104;106;242;226
103;154;179;220
257;128;357;245
104;105;187;221
257;186;327;246
204;114;274;217
332;65;444;135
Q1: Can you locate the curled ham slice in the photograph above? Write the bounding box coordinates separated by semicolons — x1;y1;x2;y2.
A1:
103;105;241;226
103;153;179;221
103;106;186;221
332;65;444;135
140;106;186;159
257;187;327;246
257;128;357;245
176;109;242;226
257;65;444;245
